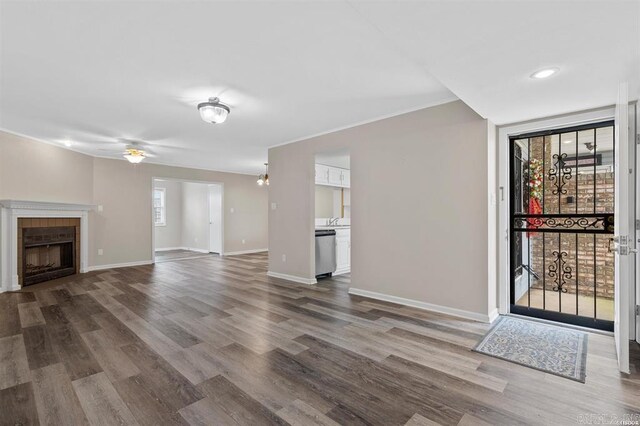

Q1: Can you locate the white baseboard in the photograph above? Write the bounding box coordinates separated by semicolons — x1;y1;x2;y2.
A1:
333;268;350;276
224;248;268;256
184;247;210;254
155;247;210;254
267;271;317;285
86;260;154;272
348;287;494;323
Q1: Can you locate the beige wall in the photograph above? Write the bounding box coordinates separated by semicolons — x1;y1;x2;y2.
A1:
315;185;334;218
269;100;494;317
181;182;210;252
0;131;268;268
0;131;94;204
153;180;183;249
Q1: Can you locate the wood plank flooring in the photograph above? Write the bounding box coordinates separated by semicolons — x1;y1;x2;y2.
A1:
1;252;639;425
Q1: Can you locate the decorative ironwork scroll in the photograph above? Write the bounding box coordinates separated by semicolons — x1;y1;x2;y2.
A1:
548;250;571;293
512;213;614;234
548;153;572;195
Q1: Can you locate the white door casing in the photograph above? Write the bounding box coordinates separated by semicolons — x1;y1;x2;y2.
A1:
613;82;630;374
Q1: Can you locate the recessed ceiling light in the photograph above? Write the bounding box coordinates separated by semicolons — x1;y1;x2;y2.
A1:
530;67;559;79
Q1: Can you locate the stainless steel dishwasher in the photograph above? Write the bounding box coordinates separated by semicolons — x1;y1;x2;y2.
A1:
315;229;336;278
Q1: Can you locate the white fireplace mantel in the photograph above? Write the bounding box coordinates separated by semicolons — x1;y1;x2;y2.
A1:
0;200;94;293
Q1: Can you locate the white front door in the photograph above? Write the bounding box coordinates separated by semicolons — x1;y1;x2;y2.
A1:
613;83;631;373
208;185;222;254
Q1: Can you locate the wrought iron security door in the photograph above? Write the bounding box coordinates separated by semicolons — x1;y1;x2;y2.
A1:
510;121;615;331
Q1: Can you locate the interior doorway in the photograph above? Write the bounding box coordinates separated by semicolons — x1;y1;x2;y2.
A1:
152;178;223;262
509;121;615;331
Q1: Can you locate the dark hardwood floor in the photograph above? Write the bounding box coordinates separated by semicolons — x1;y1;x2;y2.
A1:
1;252;639;425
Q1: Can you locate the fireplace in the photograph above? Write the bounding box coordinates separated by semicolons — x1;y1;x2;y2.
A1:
22;226;76;286
0;201;92;293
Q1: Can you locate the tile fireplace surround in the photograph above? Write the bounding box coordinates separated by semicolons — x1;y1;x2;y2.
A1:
0;200;93;292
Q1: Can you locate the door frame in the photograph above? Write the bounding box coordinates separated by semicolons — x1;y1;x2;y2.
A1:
150;177;225;263
498;107;616;316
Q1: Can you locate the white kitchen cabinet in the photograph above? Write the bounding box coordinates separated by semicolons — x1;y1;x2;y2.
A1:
315;164;350;188
315;164;329;185
328;168;343;186
334;228;350;275
341;169;350;187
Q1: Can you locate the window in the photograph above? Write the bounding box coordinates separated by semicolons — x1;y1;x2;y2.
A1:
153;188;166;226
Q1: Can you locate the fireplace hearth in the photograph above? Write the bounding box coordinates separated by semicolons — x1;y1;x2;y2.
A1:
22;226;76;286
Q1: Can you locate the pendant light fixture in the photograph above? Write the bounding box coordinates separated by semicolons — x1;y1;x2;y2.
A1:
257;163;269;186
123;148;146;164
197;97;230;124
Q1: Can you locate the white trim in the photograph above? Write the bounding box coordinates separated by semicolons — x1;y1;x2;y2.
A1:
86;260;153;272
267;271;317;285
0;200;94;211
184;247;210;254
224;248;268;256
348;287;494;323
497;106;616;315
155;247;211;254
268;96;459;149
488;308;499;324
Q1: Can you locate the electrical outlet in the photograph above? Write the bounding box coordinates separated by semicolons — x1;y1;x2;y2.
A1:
282;254;286;262
98;249;103;256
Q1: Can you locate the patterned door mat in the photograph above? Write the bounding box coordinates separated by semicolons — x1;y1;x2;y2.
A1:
473;316;588;383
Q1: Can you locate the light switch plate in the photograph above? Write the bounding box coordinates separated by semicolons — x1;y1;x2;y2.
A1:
271;202;277;210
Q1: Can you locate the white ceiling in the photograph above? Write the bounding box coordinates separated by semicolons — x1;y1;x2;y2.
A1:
0;1;453;174
1;1;637;174
351;1;639;124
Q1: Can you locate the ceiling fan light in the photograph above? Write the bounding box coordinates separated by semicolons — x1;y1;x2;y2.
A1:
198;98;230;124
123;148;146;164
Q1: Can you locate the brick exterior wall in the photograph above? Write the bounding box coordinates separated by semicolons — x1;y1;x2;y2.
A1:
525;136;614;299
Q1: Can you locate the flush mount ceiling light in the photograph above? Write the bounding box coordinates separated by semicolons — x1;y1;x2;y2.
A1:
197;97;230;124
123;148;146;164
530;67;559;79
257;163;269;186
